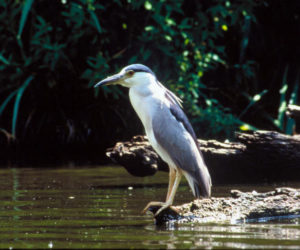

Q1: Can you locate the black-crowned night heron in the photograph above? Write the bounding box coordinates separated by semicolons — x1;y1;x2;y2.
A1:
95;64;211;216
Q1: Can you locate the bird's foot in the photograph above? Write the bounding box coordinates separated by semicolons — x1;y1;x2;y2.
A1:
142;201;165;214
154;203;173;217
142;201;174;217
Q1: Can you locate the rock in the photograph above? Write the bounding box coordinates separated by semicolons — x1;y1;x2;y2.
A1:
145;187;300;225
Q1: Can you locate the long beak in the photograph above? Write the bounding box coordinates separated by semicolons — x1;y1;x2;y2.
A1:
94;73;124;88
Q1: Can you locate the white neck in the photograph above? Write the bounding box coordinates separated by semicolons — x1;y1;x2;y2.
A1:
128;76;166;133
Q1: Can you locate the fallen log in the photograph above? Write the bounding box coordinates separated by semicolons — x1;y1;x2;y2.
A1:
106;131;300;183
148;187;300;225
106;135;169;176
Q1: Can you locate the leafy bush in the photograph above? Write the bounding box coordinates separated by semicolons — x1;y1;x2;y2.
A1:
0;0;298;162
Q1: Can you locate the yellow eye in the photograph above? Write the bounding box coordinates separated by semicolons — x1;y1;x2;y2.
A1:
127;70;135;76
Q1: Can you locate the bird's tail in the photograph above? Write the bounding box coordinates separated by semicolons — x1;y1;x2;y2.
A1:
183;165;211;198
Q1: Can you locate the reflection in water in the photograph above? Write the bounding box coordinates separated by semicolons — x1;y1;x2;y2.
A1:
0;166;299;249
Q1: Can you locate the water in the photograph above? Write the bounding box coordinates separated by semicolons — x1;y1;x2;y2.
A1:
0;166;299;249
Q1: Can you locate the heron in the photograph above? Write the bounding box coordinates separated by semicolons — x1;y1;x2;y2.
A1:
95;64;211;216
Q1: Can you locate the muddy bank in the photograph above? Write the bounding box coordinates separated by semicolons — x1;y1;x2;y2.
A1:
147;187;300;225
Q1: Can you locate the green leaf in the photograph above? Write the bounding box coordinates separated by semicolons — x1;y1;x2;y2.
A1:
89;10;102;33
0;90;18;117
17;0;34;39
144;1;152;10
12;76;34;137
253;89;268;102
145;26;154;32
0;53;10;65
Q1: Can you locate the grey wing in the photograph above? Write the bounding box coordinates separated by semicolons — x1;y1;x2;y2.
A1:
152;103;211;197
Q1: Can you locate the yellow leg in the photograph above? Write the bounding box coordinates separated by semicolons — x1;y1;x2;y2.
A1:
154;170;182;216
142;169;182;216
166;168;176;201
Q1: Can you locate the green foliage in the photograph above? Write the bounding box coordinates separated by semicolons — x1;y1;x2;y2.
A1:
246;66;299;135
0;76;33;137
1;0;295;147
191;101;243;139
138;0;259;138
116;0;259;138
0;0;110;138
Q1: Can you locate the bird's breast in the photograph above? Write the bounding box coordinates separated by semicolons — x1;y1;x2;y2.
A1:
129;90;149;128
129;87;162;132
129;88;176;168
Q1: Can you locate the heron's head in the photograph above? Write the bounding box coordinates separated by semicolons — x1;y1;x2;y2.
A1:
94;64;156;89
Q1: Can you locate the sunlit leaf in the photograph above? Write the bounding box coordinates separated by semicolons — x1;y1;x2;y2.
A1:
206;99;212;106
145;26;154;32
279;84;288;94
253;89;268;102
239;123;257;131
144;1;152;10
164;35;172;41
165;18;176;26
222;24;228;31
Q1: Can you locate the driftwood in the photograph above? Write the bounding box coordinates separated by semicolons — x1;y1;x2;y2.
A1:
106;135;169;176
148;187;300;225
106;130;300;183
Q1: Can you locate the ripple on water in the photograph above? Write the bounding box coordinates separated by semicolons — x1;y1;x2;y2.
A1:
0;166;299;249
